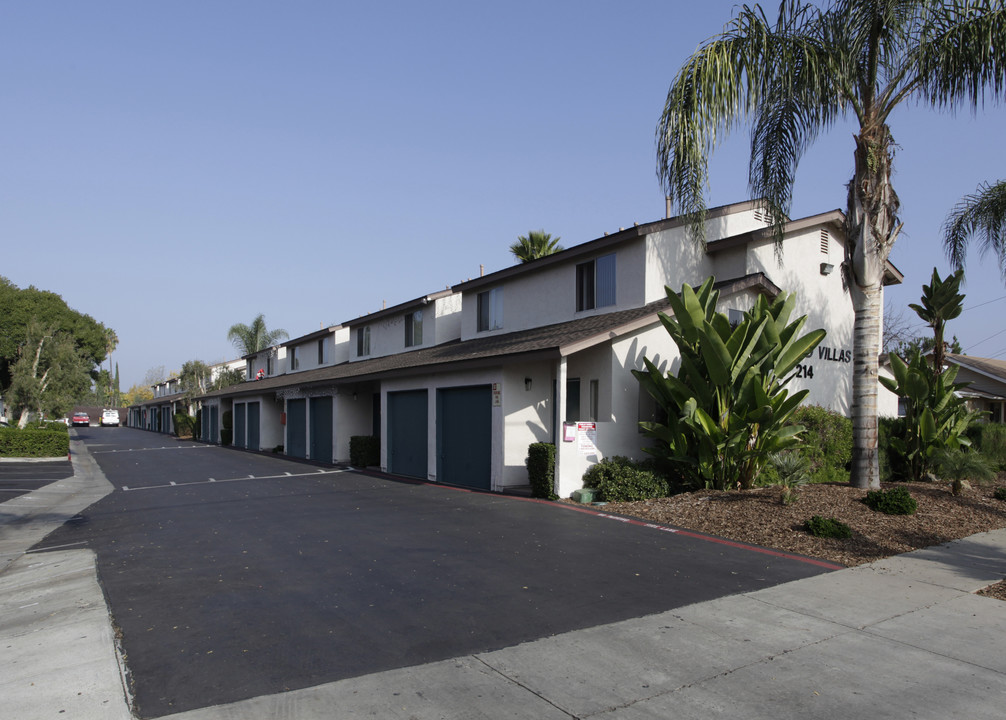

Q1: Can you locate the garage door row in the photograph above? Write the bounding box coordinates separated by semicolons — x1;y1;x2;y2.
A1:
386;385;492;491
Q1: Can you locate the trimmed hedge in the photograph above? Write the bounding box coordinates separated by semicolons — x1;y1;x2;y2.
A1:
0;427;70;457
350;435;380;467
526;443;557;500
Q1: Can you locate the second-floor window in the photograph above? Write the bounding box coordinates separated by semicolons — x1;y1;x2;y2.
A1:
477;287;503;331
357;326;370;357
405;310;423;347
245;359;253;379
290;346;301;371
318;337;330;364
576;253;616;311
266;355;274;375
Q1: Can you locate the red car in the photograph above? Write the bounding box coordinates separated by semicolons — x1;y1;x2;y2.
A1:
71;412;90;427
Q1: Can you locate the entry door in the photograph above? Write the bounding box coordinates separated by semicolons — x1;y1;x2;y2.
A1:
247;402;261;451
438;385;492;490
309;397;333;462
210;406;219;444
388;390;428;479
286;399;307;458
234;404;247;448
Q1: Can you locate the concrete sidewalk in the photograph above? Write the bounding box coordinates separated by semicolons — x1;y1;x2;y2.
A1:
2;439;1006;720
1;437;130;719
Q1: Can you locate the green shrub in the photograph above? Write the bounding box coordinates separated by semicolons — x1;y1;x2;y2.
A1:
222;410;233;430
192;414;201;441
878;416;908;482
0;427;70;457
349;435;380;467
582;455;670;502
977;423;1006;471
863;486;917;515
790;405;852;483
526;443;557;500
220;428;233;446
173;413;196;438
993;487;1006;501
805;515;852;539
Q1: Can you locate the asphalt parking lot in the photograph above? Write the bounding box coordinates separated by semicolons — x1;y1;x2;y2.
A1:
34;428;836;718
0;459;73;502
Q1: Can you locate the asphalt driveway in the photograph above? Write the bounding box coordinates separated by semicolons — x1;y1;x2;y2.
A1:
35;428;835;718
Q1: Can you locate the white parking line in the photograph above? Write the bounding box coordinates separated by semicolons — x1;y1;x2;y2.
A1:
120;467;352;492
91;445;218;455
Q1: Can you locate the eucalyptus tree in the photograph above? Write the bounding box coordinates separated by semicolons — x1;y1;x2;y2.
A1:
509;230;563;263
227;314;289;356
943;179;1006;279
655;0;1006;489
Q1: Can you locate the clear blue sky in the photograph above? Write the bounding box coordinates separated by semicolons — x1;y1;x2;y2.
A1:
3;1;1004;390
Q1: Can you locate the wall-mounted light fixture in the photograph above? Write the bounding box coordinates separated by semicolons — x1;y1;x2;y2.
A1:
524;377;533;391
820;262;834;275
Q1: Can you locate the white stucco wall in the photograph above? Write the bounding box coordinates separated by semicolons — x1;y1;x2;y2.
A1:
501;361;554;488
334;389;374;462
459;239;648;341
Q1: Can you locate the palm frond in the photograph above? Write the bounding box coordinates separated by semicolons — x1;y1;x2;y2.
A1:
942;179;1006;279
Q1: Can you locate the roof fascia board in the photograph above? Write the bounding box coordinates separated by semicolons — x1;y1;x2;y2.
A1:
342;289;455;327
453;200;762;294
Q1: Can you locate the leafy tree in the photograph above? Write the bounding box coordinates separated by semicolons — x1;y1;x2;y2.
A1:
908;267;965;380
891;333;963;361
0;276;109;390
8;320;92;427
143;366;167;387
655;0;1006;490
179;360;211;412
212;366;245;390
123;383;153;405
943;179;1006;280
633;277;826;490
509;230;563;263
227;314;289;355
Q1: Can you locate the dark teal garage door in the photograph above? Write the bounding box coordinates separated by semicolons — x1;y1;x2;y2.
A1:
310;397;333;463
388;390;428;479
234;404;247;449
286;399;307;459
247;402;260;451
437;385;492;490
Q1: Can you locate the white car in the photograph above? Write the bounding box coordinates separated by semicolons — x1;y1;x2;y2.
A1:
101;410;120;427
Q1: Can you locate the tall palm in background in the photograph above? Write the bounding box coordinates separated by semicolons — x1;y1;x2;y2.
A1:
227;314;289;356
943;179;1006;280
656;0;1006;489
510;230;563;263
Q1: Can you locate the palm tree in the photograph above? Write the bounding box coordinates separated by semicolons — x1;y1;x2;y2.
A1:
227;314;289;356
656;0;1006;489
943;179;1006;280
510;230;563;263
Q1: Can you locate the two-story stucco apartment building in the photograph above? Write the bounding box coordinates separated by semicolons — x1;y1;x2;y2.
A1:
187;201;901;497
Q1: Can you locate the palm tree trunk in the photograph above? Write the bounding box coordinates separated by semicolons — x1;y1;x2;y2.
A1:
846;125;900;491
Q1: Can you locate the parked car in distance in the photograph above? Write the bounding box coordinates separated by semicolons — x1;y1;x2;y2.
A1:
101;410;120;427
72;412;90;427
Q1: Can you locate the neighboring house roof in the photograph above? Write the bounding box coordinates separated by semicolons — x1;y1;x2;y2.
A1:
198;273;779;401
945;354;1006;400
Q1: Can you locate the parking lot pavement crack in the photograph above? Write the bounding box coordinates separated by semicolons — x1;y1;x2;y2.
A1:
472;655;581;719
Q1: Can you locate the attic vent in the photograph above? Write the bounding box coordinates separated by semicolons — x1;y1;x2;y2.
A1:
754;208;767;223
820;229;830;254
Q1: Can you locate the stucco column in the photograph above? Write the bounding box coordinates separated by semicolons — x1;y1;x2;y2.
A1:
554;356;567;498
